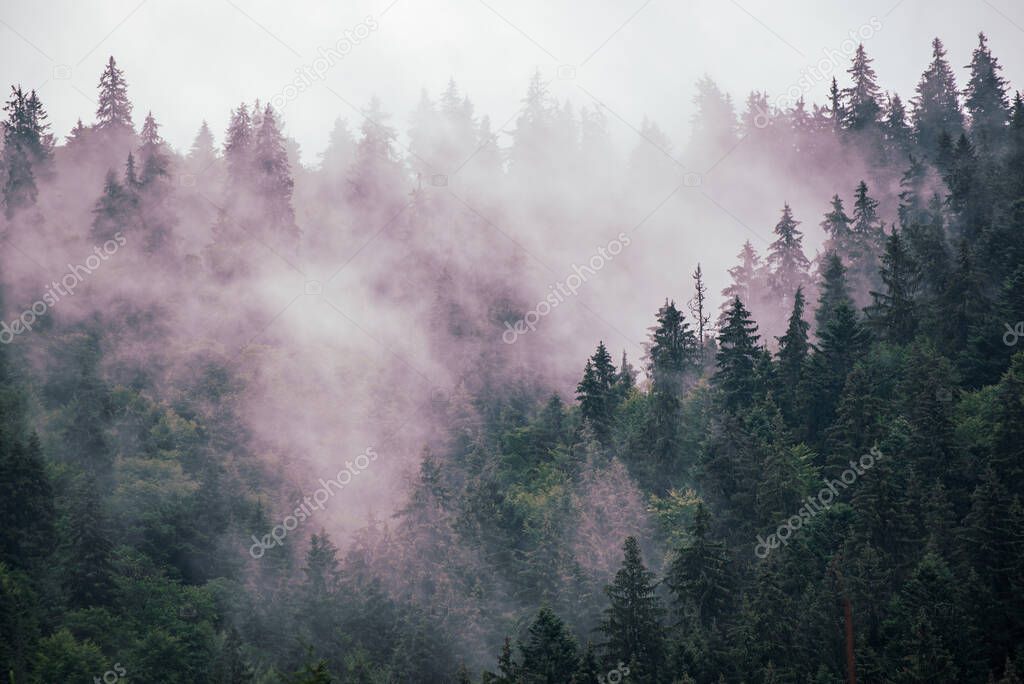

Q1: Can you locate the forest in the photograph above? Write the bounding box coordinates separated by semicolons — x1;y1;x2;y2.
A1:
1;24;1024;684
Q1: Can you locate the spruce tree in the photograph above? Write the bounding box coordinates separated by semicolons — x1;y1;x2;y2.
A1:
815;251;853;334
912;37;964;154
63;477;116;608
95;56;133;131
765;203;810;305
775;287;810;419
666;504;730;629
518;607;580;683
715;297;762;411
647;300;698;395
720;241;763;327
820;194;853;256
599;536;666;680
865;229;921;344
964;32;1009;148
576;341;618;441
842;44;882;130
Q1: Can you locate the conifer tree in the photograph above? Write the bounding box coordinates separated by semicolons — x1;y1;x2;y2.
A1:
599;536;666;680
775;287;810;418
963;32;1009;147
820;194;853;256
688;263;712;362
815;251;853;334
865;229;921;344
720;241;763;327
139;111;169;182
842;44;882;130
765;203;810;304
253;104;298;240
715;297;762;410
518;607;580;683
188;120;217;170
647;300;698;395
666;504;730;629
2;86;52;216
64;477;116;608
912;37;963;154
95;56;133;131
576;341;618;441
224;103;253;190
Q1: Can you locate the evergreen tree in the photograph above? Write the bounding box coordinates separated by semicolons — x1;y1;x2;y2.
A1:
815;251;853;334
95;56;133;131
1;85;52;216
765;203;810;304
964;32;1009;147
63;477;116;608
715;297;762;411
720;241;763;327
576;341;618;443
224;103;253;190
820;193;854;257
865;229;921;344
688;264;712;363
912;37;963;154
775;287;810;419
599;536;666;680
139;110;170;182
187;120;217;170
519;607;580;683
647;300;698;395
0;432;54;570
252;104;298;241
842;44;882;130
666;504;730;629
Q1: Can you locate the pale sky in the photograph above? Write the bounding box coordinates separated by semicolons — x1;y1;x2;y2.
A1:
1;0;1022;165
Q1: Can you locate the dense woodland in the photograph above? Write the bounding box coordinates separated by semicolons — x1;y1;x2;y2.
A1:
2;32;1024;683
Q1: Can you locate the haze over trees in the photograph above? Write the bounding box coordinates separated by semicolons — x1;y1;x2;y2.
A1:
1;32;1024;683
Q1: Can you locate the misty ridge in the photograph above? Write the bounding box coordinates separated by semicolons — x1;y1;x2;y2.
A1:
1;15;1024;684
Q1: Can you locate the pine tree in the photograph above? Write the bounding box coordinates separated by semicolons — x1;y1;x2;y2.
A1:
865;229;921;344
63;476;116;608
0;432;55;570
912;37;963;155
842;44;882;130
715;297;762;411
828;77;845;131
666;504;730;629
518;607;580;683
963;32;1009;148
775;287;810;419
139;111;169;182
599;536;666;680
883;93;912;156
576;341;618;441
211;628;255;684
187;120;217;170
253;104;298;240
1;85;52;216
820;194;853;256
647;300;698;395
689;263;712;362
765;203;810;304
720;241;763;327
95;56;133;131
224;103;253;191
815;251;853;334
849;180;885;298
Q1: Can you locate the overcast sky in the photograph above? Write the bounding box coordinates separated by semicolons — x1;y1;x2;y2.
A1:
1;0;1022;165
